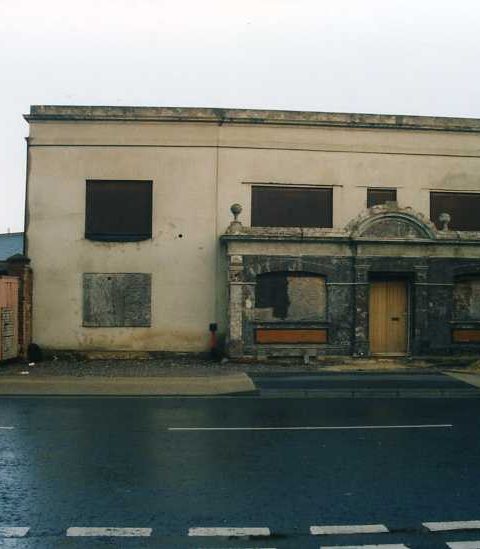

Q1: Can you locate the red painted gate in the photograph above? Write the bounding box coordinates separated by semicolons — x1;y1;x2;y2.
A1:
0;276;19;360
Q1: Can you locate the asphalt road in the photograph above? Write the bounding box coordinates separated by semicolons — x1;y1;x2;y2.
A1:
1;373;480;547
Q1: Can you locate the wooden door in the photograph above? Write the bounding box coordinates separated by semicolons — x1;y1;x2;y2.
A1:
0;276;19;361
369;280;408;355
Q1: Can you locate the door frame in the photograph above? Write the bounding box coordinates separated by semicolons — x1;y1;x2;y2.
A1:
368;273;412;357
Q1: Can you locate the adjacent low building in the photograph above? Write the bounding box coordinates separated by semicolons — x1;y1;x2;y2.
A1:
0;232;23;263
24;106;480;358
0;232;31;361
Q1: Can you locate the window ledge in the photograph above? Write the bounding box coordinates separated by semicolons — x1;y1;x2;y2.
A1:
85;235;152;242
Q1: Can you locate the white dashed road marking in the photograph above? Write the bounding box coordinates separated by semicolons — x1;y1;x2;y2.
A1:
0;427;14;430
0;527;29;538
7;520;480;544
321;545;409;549
66;527;152;537
423;521;480;532
311;524;389;535
189;527;271;537
170;424;452;432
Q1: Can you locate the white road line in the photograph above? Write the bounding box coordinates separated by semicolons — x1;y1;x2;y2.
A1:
170;424;452;431
447;542;480;548
423;521;480;532
321;545;409;549
446;541;480;549
0;527;29;537
189;527;271;537
0;427;14;430
66;527;152;537
311;524;388;535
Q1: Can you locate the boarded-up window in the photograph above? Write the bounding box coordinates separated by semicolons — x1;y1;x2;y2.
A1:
255;272;326;321
251;186;332;227
83;273;151;327
85;180;152;241
430;192;480;231
453;275;480;320
367;188;397;208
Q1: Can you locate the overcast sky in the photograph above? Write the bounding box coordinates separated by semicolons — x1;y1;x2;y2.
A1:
1;0;480;233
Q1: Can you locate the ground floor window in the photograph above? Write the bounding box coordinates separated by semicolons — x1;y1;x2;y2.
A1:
453;275;480;320
83;273;151;327
255;271;326;322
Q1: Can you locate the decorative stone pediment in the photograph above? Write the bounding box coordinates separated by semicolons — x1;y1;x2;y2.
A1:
357;215;430;239
348;206;437;240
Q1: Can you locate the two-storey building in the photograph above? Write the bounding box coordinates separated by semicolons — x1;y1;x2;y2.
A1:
24;106;480;358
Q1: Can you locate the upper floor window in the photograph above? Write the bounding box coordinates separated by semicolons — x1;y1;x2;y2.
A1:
251;186;332;228
430;192;480;231
367;188;397;208
85;180;153;242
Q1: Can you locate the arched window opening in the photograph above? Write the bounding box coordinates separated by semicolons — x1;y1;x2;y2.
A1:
255;271;326;322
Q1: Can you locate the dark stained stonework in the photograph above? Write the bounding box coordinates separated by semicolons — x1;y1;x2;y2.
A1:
222;205;480;359
241;255;353;357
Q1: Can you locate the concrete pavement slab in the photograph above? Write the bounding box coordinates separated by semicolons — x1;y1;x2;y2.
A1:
0;373;255;395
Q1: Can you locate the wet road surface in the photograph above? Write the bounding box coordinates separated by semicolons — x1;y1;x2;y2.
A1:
1;373;480;547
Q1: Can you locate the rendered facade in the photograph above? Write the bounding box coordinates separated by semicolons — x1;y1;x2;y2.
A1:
24;106;480;358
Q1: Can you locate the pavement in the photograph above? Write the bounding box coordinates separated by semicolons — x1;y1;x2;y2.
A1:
0;373;255;395
0;355;480;395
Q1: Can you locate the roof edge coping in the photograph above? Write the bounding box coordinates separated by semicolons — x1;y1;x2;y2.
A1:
24;105;480;132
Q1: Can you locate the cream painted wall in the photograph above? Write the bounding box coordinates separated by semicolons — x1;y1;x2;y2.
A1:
26;117;480;350
215;147;480;230
27;145;218;350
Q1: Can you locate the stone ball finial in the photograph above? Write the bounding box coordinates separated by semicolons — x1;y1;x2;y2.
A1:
230;203;242;222
439;212;451;231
